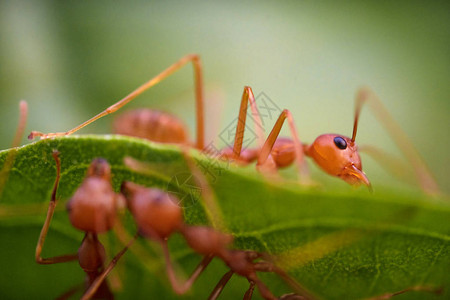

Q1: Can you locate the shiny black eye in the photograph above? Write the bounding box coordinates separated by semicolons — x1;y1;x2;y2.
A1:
333;136;347;150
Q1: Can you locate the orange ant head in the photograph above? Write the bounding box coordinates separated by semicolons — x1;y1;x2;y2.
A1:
307;134;370;186
67;159;117;233
86;158;111;180
121;182;183;240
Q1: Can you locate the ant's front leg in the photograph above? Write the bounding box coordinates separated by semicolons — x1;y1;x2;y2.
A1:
160;239;215;295
35;151;78;265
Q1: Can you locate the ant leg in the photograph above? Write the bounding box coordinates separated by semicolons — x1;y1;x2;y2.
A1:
353;87;440;195
231;86;266;159
160;239;214;295
253;260;316;300
358;145;414;185
55;283;84;300
257;109;311;183
11;100;28;148
248;274;277;300
365;285;443;300
243;281;256;300
80;233;138;300
0;101;28;198
180;147;225;230
35;151;78;264
207;270;234;300
29;54;205;149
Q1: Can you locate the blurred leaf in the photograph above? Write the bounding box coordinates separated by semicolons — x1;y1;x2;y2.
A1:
0;136;448;299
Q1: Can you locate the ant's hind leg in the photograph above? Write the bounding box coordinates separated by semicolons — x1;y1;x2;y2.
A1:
243;281;256;300
35;151;78;264
253;261;316;300
160;239;214;295
207;270;234;300
358;145;414;185
29;54;205;149
354;87;440;195
364;285;443;300
207;272;276;300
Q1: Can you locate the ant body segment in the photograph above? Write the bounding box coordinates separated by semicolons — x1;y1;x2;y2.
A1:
222;92;370;187
121;181;313;300
28;54;440;193
34;150;307;299
35;152;135;300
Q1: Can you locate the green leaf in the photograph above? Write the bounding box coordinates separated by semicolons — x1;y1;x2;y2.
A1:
0;136;448;300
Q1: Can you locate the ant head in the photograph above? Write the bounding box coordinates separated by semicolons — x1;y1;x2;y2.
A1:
307;134;370;186
87;158;111;180
67;159;117;233
121;181;183;240
181;226;233;256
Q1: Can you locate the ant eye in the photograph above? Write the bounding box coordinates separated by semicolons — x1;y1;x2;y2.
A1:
333;136;347;150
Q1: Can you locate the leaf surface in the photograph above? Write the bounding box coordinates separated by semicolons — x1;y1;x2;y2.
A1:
0;136;448;300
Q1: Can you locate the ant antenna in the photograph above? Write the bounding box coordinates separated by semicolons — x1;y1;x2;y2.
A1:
351;91;364;143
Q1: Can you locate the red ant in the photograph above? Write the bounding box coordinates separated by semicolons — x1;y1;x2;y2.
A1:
35;151;135;300
28;54;440;194
34;148;308;299
221;87;440;194
28;54;207;149
120;180;314;300
27;55;263;158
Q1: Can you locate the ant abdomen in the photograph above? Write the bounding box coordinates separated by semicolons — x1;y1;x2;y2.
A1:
180;226;233;256
121;181;183;240
67;160;117;233
113;109;189;144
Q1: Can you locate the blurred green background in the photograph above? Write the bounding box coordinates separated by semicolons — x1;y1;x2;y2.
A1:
0;1;449;193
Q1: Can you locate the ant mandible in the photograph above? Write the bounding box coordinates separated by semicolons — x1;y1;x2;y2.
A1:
35;151;136;300
27;54;440;194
